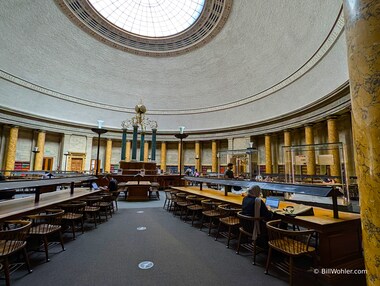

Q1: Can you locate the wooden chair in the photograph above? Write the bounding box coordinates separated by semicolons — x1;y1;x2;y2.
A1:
110;190;121;212
185;195;204;226
163;190;172;210
174;193;192;220
0;220;32;286
215;204;241;248
98;194;113;221
236;211;265;265
199;200;222;236
81;196;102;228
265;219;316;286
59;202;86;239
167;190;179;212
27;209;65;262
149;182;160;200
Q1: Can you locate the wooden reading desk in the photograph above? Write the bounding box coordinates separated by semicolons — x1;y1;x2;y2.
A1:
172;186;363;271
0;187;102;222
119;181;151;201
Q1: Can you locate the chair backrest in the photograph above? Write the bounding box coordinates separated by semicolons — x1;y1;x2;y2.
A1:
266;219;315;255
201;199;221;211
237;211;263;234
175;192;187;202
165;190;172;200
83;196;103;206
0;220;31;256
218;204;241;218
185;195;200;204
27;209;65;227
59;202;86;214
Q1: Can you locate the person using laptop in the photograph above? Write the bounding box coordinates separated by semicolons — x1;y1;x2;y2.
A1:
102;174;118;192
242;185;273;221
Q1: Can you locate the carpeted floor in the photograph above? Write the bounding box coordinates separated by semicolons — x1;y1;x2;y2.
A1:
4;194;365;286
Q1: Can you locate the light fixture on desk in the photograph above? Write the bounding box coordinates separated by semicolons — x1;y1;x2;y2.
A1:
91;120;108;176
175;126;188;177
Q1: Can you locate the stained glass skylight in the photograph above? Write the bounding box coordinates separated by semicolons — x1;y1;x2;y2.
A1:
88;0;205;37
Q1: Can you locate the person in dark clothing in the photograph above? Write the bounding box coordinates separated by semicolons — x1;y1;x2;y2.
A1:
104;174;118;192
241;185;273;248
109;177;118;192
224;163;234;193
242;185;272;220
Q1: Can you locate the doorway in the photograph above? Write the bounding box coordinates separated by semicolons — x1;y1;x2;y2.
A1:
71;158;84;172
42;157;54;171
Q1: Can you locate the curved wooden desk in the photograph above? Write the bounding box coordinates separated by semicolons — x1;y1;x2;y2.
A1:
0;187;102;222
172;186;363;271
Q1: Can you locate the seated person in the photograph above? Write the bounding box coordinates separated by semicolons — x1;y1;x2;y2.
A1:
241;185;273;248
242;185;272;221
103;174;118;192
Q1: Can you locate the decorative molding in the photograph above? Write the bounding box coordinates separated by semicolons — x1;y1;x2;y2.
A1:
0;82;351;141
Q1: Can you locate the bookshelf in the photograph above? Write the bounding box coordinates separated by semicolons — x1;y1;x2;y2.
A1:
14;161;30;171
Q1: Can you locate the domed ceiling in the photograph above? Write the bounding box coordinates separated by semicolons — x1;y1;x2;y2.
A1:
0;0;350;137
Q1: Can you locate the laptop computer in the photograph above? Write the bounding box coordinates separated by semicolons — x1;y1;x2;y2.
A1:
265;197;280;211
91;182;99;190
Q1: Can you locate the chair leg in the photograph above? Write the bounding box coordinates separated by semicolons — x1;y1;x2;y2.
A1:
3;257;10;286
208;217;213;236
43;235;50;262
252;239;257;265
22;247;32;273
93;213;97;228
58;231;65;251
215;221;222;241
71;221;76;239
191;210;197;226
199;215;204;231
236;232;242;254
265;247;272;274
289;256;294;286
226;225;232;248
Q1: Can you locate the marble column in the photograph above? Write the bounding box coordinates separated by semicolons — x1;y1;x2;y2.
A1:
343;1;380;283
104;138;112;173
139;132;145;162
304;124;316;176
34;130;46;171
131;125;138;160
284;130;292;182
151;128;157;161
327;116;341;179
144;141;149;162
177;141;182;173
160;142;167;172
265;134;272;174
126;140;131;162
195;141;201;172
4;126;19;175
272;135;278;174
121;129;127;161
211;140;218;173
85;136;93;172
